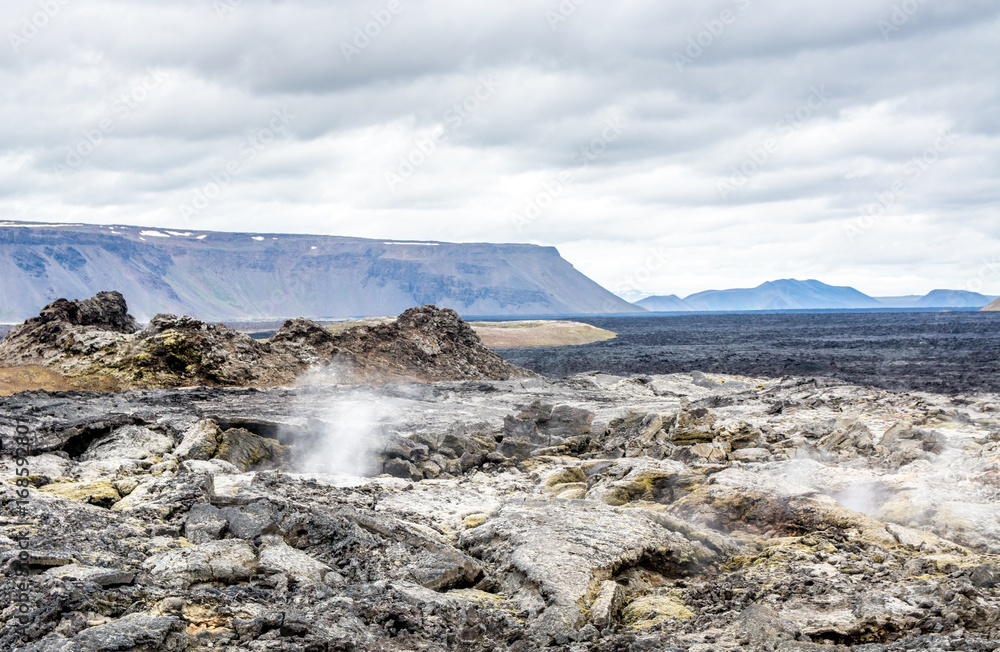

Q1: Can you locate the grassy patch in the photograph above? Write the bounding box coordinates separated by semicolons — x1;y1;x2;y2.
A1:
470;320;617;348
0;366;120;396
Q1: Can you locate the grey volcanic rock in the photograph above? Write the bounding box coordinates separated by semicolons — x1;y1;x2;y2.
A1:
0;294;529;388
25;290;138;333
0;221;642;321
3;372;1000;649
330;304;528;382
460;500;716;637
22;613;188;652
141;539;258;589
0;290;138;370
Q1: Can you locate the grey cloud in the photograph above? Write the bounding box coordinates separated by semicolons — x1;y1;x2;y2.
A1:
0;0;998;296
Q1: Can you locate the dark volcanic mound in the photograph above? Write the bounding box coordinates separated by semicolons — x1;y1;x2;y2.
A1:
330;305;522;382
0;293;528;388
31;290;139;333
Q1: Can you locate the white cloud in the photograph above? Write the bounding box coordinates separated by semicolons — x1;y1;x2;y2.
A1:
0;0;998;297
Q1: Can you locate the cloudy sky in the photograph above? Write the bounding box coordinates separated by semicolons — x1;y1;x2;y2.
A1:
2;0;998;298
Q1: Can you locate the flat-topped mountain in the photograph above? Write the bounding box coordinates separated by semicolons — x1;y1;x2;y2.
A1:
0;221;641;321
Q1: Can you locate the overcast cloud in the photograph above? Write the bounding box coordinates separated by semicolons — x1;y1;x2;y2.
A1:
2;0;998;298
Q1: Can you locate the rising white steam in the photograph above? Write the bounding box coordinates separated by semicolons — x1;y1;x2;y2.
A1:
297;397;394;477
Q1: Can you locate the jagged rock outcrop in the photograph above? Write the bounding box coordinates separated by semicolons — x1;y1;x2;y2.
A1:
0;291;138;370
0;293;529;388
329;305;524;382
20;290;139;333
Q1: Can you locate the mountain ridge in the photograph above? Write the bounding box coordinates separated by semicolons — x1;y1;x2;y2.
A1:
635;280;997;312
0;221;642;321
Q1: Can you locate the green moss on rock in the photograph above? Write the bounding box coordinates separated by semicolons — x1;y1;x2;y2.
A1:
622;593;693;627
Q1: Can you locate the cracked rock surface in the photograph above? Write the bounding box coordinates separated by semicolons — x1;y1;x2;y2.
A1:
2;371;1000;650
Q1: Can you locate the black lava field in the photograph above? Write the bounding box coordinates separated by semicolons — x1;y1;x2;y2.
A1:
500;311;1000;395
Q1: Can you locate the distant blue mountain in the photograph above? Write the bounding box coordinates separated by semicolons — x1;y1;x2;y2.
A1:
873;296;923;308
634;294;694;311
876;290;997;308
914;289;996;308
682;279;883;311
633;281;998;312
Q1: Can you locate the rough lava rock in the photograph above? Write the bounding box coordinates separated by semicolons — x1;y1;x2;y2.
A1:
329;304;528;382
3;363;1000;648
0;293;530;388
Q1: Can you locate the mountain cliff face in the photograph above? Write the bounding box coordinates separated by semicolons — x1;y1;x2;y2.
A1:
0;222;641;321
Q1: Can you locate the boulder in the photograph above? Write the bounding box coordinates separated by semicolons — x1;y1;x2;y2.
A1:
43;564;135;587
970;563;1000;588
78;424;174;462
258;535;333;585
218;501;279;540
669;407;716;445
212;427;287;471
174;420;223;461
23;613;187;652
11;291;138;335
173;420;286;471
460;499;715;637
142;539;257;589
39;480;121;508
184;503;228;543
590;580;624;629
